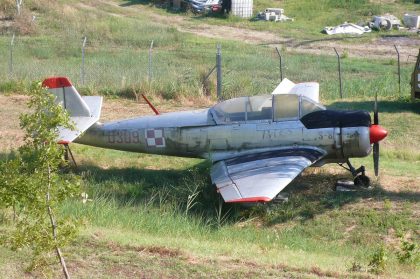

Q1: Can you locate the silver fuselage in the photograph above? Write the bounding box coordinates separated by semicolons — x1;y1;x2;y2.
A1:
75;109;372;165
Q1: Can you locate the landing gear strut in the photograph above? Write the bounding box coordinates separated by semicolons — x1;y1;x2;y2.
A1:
338;160;370;187
64;144;78;169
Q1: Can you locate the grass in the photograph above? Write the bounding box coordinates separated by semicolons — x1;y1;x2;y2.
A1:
2;96;418;278
0;0;416;101
0;1;419;277
141;0;420;39
0;35;413;101
45;153;420;277
0;95;419;277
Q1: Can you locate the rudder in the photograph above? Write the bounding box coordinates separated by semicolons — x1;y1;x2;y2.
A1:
42;77;102;143
42;77;91;117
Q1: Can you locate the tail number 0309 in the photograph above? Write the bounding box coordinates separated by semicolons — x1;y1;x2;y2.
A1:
107;130;140;144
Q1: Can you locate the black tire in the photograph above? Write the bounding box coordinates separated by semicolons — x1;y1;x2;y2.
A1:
354;175;370;188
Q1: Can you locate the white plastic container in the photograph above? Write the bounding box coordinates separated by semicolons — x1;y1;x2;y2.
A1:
404;13;420;29
231;0;253;18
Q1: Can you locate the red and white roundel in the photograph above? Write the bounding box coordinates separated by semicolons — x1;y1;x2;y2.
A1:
145;128;165;148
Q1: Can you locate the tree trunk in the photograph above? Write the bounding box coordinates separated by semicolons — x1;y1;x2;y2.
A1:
46;164;70;279
16;0;22;16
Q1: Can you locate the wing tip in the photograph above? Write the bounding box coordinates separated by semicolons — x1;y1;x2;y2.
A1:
226;196;272;203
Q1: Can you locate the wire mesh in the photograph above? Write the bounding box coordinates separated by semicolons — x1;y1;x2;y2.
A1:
0;35;414;101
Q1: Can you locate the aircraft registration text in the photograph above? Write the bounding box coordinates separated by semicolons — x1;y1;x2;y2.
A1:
107;130;140;144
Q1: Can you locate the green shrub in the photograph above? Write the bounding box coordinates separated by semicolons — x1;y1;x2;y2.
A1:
397;240;420;265
368;245;388;274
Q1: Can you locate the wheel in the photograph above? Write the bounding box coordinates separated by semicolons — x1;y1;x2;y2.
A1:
354;175;370;187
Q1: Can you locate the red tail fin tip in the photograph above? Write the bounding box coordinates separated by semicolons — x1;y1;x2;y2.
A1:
42;77;72;89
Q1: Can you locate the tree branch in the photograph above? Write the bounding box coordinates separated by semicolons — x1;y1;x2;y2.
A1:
47;164;70;279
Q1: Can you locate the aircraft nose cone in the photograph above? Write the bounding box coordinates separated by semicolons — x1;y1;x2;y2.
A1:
370;125;388;144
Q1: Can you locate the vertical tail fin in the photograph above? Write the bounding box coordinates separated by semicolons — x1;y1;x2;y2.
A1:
42;77;102;143
42;77;92;117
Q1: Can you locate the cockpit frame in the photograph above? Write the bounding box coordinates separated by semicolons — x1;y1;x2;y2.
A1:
210;94;325;125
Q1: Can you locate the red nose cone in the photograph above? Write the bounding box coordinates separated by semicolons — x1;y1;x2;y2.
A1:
370;125;388;144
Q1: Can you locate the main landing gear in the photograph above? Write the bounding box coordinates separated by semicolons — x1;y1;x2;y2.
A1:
338;159;370;187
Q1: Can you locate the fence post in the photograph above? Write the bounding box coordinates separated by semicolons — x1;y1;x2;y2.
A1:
216;44;222;101
16;0;23;16
148;40;154;83
334;47;343;99
394;44;401;95
275;46;283;81
81;36;87;85
9;34;15;78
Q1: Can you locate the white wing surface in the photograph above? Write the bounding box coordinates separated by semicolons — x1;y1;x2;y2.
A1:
210;148;325;203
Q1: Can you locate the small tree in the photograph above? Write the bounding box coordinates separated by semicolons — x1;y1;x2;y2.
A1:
0;82;80;278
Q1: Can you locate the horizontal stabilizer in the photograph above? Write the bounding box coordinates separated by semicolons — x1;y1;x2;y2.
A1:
57;96;102;144
42;77;102;143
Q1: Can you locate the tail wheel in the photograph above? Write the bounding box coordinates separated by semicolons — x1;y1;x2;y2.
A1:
354;175;370;187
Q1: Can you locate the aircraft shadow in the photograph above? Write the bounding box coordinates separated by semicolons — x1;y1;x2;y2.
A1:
76;160;420;226
119;0;152;7
1;151;417;225
265;172;420;226
77;160;219;209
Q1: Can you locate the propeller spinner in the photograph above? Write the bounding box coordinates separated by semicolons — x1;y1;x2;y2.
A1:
369;94;388;176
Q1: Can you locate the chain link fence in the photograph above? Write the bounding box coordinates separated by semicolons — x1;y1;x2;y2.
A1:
0;34;416;101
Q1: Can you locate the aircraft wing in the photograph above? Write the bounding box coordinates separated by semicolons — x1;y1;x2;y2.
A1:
210;148;325;203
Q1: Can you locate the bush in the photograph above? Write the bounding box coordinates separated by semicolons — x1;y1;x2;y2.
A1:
368;245;388;274
397;240;420;265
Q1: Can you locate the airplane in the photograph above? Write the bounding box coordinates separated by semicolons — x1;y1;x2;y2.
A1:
42;77;388;203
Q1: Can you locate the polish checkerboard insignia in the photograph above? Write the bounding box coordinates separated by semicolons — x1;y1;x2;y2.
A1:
145;128;165;147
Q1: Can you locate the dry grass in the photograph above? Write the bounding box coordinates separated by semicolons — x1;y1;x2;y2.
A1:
0;0;15;19
100;95;212;122
12;10;36;35
0;0;39;35
0;235;375;279
0;94;27;151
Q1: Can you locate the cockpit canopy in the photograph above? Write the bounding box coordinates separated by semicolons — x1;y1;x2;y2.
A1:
210;94;325;124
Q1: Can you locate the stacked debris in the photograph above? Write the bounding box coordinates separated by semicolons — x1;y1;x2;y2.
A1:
256;8;294;22
369;14;402;30
323;23;371;35
323;13;420;35
187;0;222;14
404;12;420;30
